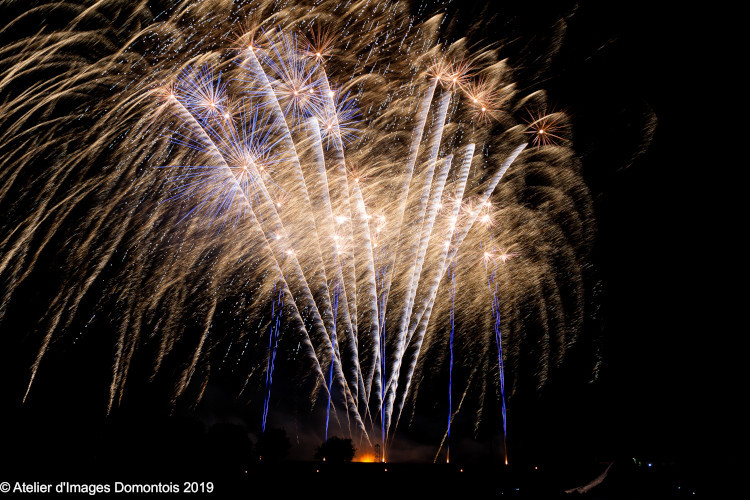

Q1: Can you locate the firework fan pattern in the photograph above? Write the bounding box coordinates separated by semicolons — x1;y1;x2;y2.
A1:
0;0;597;458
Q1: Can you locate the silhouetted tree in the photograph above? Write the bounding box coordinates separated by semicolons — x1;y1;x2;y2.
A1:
256;428;291;462
315;437;356;462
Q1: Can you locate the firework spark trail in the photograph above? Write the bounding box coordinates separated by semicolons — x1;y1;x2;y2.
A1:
348;176;379;413
301;116;361;422
383;89;453;426
298;131;368;440
372;78;438;414
243;29;389;436
403;152;454;336
402;122;459;336
388;143;526;431
317;71;364;409
241;46;338;335
170;99;332;379
239;42;371;437
389;143;475;431
275;42;370;423
383;154;454;427
162;70;345;422
248;45;374;435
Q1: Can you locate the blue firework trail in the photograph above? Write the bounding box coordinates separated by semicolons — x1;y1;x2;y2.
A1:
446;256;457;463
482;241;510;465
262;266;285;433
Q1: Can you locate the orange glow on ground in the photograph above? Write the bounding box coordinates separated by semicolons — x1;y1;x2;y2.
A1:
353;454;376;463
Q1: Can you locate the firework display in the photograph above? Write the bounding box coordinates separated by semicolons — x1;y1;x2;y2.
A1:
0;0;596;460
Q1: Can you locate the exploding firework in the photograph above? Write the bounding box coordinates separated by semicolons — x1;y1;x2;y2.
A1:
0;0;597;459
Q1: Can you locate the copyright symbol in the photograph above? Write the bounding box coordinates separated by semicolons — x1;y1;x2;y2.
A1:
0;482;10;493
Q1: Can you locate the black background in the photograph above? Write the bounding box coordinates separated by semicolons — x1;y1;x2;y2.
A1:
417;0;705;465
0;0;710;494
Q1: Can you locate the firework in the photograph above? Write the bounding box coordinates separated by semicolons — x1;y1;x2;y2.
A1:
525;109;569;148
0;0;597;460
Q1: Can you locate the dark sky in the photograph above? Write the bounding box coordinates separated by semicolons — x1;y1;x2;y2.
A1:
0;0;706;476
517;0;700;463
553;1;701;463
418;0;705;463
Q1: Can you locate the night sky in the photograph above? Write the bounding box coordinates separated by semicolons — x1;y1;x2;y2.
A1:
0;0;706;494
545;0;701;464
418;0;703;464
